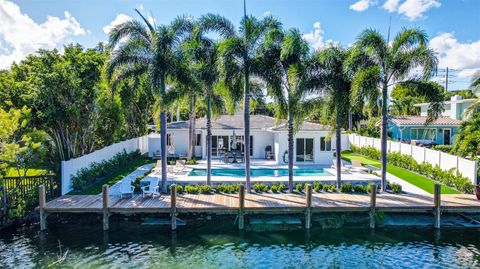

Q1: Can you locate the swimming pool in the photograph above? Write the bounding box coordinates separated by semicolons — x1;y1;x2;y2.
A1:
188;168;332;177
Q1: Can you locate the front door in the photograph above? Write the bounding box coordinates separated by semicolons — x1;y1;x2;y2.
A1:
296;138;314;162
443;129;451;145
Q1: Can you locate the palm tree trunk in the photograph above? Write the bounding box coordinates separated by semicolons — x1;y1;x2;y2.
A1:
206;88;212;186
244;65;251;193
335;116;342;191
288;109;294;193
348;110;353;131
160;81;168;193
380;82;388;191
188;95;196;160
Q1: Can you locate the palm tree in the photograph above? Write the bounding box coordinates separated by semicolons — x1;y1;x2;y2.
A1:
218;15;281;192
182;14;235;186
256;28;322;192
315;46;352;190
107;9;192;192
346;28;438;191
464;71;480;118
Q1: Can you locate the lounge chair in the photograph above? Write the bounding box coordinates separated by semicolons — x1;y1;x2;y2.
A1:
120;180;134;199
173;159;186;173
351;159;369;173
153;160;162;172
142;179;160;198
331;159;351;172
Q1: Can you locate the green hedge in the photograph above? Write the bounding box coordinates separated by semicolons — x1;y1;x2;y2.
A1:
350;145;474;194
72;150;141;191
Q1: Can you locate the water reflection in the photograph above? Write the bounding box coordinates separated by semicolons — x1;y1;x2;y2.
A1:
0;223;479;268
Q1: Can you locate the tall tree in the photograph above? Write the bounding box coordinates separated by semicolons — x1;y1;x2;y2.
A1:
219;15;281;192
346;28;438;191
257;28;322;192
315;46;351;190
108;10;192;192
187;14;235;186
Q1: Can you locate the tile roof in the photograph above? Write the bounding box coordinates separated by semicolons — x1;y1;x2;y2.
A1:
167;114;329;131
387;115;461;126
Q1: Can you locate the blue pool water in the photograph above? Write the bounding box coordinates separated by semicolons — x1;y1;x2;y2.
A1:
188;168;332;177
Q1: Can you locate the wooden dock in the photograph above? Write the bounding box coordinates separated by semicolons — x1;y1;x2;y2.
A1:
37;183;480;231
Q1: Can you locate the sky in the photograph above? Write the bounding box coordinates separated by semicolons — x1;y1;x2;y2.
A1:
0;0;479;91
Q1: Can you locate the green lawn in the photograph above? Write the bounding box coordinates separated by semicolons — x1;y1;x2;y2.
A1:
6;167;51;177
341;151;460;194
68;157;154;195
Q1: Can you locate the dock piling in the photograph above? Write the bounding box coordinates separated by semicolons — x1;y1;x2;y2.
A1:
434;184;441;229
39;185;47;231
102;184;109;231
171;184;177;230
369;184;377;229
305;184;312;229
239;184;245;230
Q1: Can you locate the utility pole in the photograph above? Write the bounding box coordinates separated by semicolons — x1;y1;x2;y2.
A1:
445;67;449;92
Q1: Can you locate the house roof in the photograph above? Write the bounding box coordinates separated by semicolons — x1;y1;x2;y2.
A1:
414;98;476;107
167;114;329;131
387;115;461;126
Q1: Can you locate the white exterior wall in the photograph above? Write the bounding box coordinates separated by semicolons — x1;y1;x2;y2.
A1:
349;133;477;185
148;130;189;158
61;135;148;195
273;131;350;165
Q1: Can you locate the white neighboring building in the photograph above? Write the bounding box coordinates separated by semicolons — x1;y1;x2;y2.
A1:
148;114;349;165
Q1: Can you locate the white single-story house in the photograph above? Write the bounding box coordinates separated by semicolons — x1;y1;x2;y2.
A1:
148;114;349;165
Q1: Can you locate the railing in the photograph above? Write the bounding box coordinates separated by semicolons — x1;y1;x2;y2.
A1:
1;175;60;224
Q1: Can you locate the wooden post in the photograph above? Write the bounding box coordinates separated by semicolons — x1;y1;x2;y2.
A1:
305;184;312;229
239;184;245;230
39;185;47;231
369;184;377;229
170;184;177;230
434;184;441;229
102;184;109;231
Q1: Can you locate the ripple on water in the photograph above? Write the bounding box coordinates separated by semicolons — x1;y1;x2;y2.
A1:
0;227;480;268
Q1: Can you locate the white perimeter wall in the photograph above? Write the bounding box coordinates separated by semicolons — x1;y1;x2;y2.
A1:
274;131;350;165
349;133;478;185
61;136;148;195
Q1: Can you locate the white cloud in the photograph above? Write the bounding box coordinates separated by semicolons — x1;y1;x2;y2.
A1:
382;0;400;11
350;0;376;12
429;33;480;78
383;0;441;20
263;10;272;17
302;22;339;51
102;13;133;34
0;0;86;69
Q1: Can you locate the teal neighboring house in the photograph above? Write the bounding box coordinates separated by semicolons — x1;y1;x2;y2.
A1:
387;95;475;145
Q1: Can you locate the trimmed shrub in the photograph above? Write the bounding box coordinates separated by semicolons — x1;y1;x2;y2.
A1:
295;183;303;192
339;183;353;193
176;185;184;194
389;182;402;194
278;183;286;192
313;182;324;192
270;184;279;193
72;150;141;191
199;185;212;194
353;184;366;193
350;145;474;194
185;159;197;165
185;185;199;194
253;183;268;193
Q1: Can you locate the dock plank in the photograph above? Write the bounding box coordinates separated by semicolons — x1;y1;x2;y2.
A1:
44;193;480;214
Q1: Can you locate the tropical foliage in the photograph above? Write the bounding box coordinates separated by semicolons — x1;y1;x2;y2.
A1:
346;28;439;190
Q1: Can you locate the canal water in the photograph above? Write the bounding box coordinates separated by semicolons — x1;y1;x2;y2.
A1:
1;222;479;268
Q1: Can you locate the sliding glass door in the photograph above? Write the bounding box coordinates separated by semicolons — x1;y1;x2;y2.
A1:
296;138;314;162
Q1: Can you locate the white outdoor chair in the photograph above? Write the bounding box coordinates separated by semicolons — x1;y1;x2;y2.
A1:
142;179;160;198
173;159;186;173
350;159;369;173
120;180;134;199
331;159;351;172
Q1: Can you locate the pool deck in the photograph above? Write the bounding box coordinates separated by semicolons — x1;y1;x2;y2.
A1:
154;159;382;185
